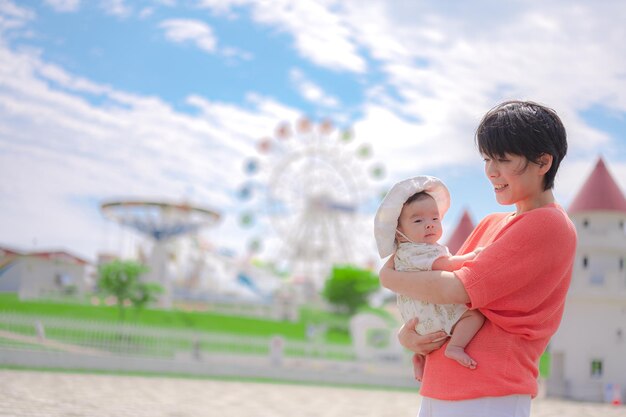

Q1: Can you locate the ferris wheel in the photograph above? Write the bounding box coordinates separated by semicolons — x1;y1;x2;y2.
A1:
238;117;385;291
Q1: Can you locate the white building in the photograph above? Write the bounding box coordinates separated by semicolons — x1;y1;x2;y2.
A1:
0;246;91;299
548;158;626;402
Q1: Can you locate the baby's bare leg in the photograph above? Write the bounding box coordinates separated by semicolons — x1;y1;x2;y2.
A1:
445;310;485;369
412;353;425;381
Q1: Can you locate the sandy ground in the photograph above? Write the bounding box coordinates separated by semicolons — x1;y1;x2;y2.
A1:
1;370;625;417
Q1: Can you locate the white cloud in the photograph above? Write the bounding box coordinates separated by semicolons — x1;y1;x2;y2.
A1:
159;18;217;53
331;0;626;186
0;0;34;35
0;0;34;19
43;0;80;13
138;7;154;19
220;46;253;61
193;0;626;170
198;0;366;73
100;0;131;18
0;41;302;260
159;18;253;61
354;103;479;179
289;68;339;108
37;62;112;96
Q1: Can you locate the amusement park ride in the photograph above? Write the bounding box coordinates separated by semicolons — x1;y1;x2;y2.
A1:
100;201;221;307
238;117;385;293
100;117;385;306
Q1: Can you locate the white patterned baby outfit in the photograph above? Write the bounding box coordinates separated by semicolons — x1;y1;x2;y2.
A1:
395;242;468;335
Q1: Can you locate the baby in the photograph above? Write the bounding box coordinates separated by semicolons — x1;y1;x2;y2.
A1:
374;176;485;380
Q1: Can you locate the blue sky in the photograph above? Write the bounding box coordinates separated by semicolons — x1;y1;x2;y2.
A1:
1;0;626;266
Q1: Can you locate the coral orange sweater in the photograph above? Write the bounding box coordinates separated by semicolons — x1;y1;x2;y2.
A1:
419;203;576;400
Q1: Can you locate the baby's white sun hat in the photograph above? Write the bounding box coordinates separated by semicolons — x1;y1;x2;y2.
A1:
374;175;450;258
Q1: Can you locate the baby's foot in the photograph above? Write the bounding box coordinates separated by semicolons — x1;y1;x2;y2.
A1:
445;345;477;369
412;353;425;381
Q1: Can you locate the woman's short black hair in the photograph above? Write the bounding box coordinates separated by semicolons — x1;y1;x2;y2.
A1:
475;100;567;190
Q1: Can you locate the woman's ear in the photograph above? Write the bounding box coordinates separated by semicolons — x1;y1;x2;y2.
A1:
537;153;553;175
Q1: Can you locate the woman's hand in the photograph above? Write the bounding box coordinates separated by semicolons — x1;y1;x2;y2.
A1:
398;318;448;355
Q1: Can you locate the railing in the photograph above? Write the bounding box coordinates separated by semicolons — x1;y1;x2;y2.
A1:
0;312;354;360
201;300;299;322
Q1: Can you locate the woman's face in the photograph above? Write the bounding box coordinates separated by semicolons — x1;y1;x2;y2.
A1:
483;153;545;208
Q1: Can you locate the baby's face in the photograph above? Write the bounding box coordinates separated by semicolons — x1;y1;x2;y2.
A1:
397;195;443;245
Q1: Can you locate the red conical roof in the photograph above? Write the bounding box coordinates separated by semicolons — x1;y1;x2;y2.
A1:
569;157;626;214
446;209;475;255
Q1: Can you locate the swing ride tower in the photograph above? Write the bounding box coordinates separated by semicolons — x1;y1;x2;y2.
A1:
100;200;220;308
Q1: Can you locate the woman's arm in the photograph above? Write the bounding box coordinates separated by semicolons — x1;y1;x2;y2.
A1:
379;256;470;304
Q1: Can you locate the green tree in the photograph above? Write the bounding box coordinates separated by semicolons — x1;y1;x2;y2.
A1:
97;260;162;320
322;265;380;315
130;282;164;316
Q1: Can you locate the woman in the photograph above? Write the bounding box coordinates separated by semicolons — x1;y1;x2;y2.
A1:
379;100;577;417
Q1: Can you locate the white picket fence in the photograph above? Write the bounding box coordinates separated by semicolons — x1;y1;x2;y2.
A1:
0;312;419;388
0;312;354;360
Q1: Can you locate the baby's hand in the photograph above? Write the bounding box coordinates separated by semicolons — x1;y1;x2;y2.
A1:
462;247;484;262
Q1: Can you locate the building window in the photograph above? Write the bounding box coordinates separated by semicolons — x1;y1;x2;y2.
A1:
590;273;605;286
583;256;588;269
591;359;603;378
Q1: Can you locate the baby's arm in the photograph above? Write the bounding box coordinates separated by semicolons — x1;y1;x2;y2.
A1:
431;248;483;272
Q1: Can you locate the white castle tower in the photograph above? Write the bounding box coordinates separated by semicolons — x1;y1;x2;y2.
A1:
548;157;626;402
